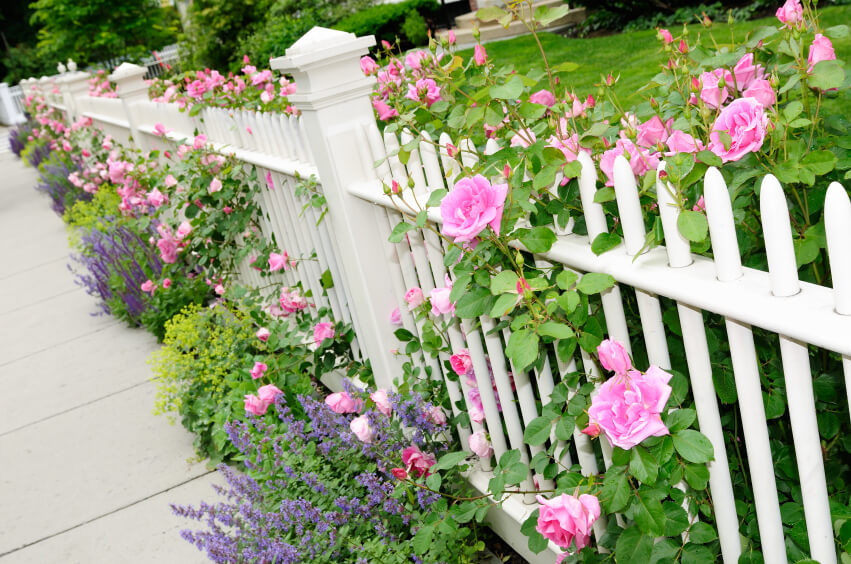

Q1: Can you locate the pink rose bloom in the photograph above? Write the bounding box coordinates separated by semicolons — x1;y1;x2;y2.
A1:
529;89;556;107
402;444;436;478
599;139;660;186
510;129;536;148
469;402;485;424
430;275;455;316
370;389;392;416
581;423;601;438
193;134;207;149
635;115;672;148
350;414;375;443
157;238;178;264
427;406;447;425
215;284;225;295
547;131;589;165
405;50;430;71
743;79;776;108
658;28;673;43
257;384;282;405
693;195;706;212
153;122;170;137
140;280;156;295
164;174;178;188
665;129;703;155
176;221;192;240
406;78;442;107
535;493;600;552
450;349;473;377
440;175;508;243
244;394;268;416
474;44;487;66
209;177;222;193
250;361;268;380
265;170;274;189
391;467;408;480
707;97;768;163
776;0;803;28
405;287;424;310
360;56;379;75
808;34;836;72
256;327;271;342
597;339;631;376
372;98;399;121
389;306;402;326
732;53;764;91
325;391;362;414
279;288;308;314
313;322;335;345
699;68;732;109
468;430;493;457
268;251;289;272
147;188;167;208
447;30;455;45
588;366;673;449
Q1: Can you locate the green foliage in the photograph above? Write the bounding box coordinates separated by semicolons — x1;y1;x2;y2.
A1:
334;0;440;50
29;0;179;66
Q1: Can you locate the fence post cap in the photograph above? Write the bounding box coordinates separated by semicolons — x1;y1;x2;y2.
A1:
272;27;375;71
109;62;146;82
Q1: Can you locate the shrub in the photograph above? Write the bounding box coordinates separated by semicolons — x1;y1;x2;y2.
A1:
35;151;89;215
334;0;440;50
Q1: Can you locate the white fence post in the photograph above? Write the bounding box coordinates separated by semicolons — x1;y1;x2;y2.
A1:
108;63;148;146
271;27;403;390
56;71;90;122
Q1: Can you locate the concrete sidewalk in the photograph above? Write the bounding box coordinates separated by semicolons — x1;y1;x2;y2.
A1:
0;144;216;562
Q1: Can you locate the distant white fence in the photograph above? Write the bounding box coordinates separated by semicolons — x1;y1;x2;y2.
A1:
26;26;850;564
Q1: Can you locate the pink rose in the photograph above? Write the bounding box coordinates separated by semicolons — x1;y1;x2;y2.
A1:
153;122;170;137
529;89;556;107
193;134;207;149
447;30;455;45
350;414;375;444
474;44;487;66
162;278;172;289
389;307;402;326
665;130;703;155
156;238;178;263
440;175;508;243
360;56;379;76
808;34;836;72
430;275;455;316
147;188;167;208
692;195;706;212
176;220;192;240
256;327;271;342
776;0;803;28
402;444;436;478
313;322;335;345
468;430;493;457
391;468;408;480
699;68;732;109
658;28;673;43
599;139;659;186
597;339;632;376
268;251;289;272
510;129;536;148
707;97;768;163
406;78;441;107
370;389;392;416
535;493;600;552
580;423;601;438
732;53;764;91
427;406;447;425
244;394;268;416
215;284;225;295
325;391;362;414
588;366;672;449
279;288;308;314
405;287;424;310
250;361;268;380
257;384;282;405
742;79;776;108
635;115;672;148
450;349;473;377
140;279;156;295
546;131;589;165
208;177;222;193
372;98;398;121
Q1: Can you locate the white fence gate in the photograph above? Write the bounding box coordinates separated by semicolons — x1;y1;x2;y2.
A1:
25;25;850;564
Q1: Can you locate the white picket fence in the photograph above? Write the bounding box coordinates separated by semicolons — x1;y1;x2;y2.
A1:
26;26;850;564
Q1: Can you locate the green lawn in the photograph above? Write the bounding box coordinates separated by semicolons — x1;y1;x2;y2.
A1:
458;6;850;112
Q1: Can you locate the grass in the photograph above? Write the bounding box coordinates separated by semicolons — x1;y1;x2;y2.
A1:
458;6;851;113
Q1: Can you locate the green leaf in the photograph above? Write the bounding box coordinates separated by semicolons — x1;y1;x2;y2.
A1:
673;429;715;463
650;539;681;564
320;268;334;289
689;521;718;544
490;293;519;317
490;270;520;294
446;105;465;129
801;150;837;176
793;236;820;268
783;101;804;121
663;502;689;536
476;6;507;21
518;102;547;120
825;24;850;38
389;221;415;243
554;416;575;440
615;526;655;564
412;524;433;554
454;287;491;318
600;465;630;512
682;544;715;563
465;105;485;128
505;329;539;371
432;451;469;472
630;490;666;535
593;186;616;203
490;75;524;100
591;232;622;255
552;61;579;73
683;462;710;490
576;272;615;295
426;189;447;207
678;210;709;242
521;511;549;553
535;4;571;26
666;408;696;433
556;270;578;290
517;226;557;253
524;416;552;445
809;60;845;91
533;165;560;191
538;321;574;340
629;446;659;484
779;73;801;95
696;150;723;167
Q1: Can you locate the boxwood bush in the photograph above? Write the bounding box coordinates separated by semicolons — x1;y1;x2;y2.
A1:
334;0;440;50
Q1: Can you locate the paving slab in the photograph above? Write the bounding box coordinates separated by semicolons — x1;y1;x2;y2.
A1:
0;323;159;436
0;257;78;314
0;382;209;555
0;472;221;564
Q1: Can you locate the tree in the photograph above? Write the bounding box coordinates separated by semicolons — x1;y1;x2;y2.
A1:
29;0;180;67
